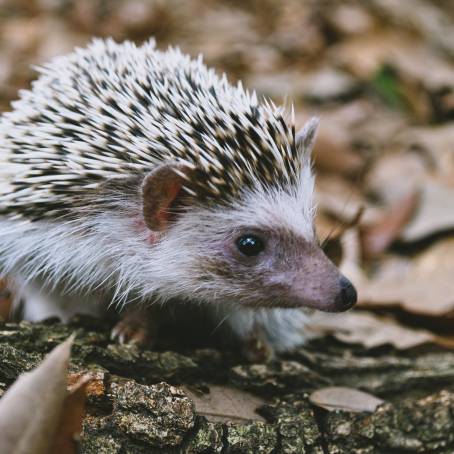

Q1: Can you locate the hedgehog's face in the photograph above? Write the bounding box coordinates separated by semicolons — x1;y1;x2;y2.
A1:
217;224;357;312
142;160;356;313
180;189;357;312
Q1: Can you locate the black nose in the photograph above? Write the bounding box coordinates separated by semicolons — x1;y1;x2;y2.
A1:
338;276;357;310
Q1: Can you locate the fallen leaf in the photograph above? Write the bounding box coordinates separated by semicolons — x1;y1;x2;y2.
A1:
339;228;367;288
359;238;454;316
392;125;454;184
50;375;91;454
330;30;410;79
0;335;74;454
401;180;454;242
316;176;381;226
365;150;428;207
390;44;454;94
313;127;364;177
308;311;436;349
319;207;364;266
247;71;309;101
184;385;266;423
326;4;374;36
298;67;360;102
360;191;419;258
310;386;384;413
368;0;454;59
68;371;106;400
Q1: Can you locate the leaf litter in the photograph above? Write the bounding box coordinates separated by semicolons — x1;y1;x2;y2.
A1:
0;0;454;447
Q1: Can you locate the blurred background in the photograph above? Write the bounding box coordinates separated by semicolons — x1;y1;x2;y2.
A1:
0;0;453;349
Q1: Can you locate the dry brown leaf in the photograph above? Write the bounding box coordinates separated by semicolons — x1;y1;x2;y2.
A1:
365;151;428;207
313;127;364;177
184;385;266;423
297;67;359;102
0;335;74;454
392;125;454;184
327;4;375;36
246;71;308;102
307;99;374;131
68;371;106;400
401;181;454;242
390;44;454;94
359;238;454;316
50;375;91;454
351;110;409;159
316;176;381;226
360;191;419;259
368;0;454;58
309;386;384;413
337;227;370;299
308;311;436;349
315;212;339;246
330;30;411;79
319;208;364;266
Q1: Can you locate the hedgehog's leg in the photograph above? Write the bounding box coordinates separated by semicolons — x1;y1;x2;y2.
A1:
240;326;275;363
254;308;311;353
110;306;159;346
110;305;308;361
226;308;310;359
222;309;274;362
110;302;213;348
10;275;103;322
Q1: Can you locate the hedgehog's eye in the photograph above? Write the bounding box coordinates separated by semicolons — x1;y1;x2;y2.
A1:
236;234;265;257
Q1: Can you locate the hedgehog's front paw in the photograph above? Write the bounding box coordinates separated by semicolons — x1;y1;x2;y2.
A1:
241;330;275;363
111;307;156;347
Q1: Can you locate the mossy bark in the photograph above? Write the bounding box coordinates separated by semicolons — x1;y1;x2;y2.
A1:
1;316;454;453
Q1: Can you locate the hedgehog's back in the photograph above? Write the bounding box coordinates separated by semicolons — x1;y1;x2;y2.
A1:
0;39;298;221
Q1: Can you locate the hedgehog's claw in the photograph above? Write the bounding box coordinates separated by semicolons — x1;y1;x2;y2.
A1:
111;308;156;347
241;327;275;363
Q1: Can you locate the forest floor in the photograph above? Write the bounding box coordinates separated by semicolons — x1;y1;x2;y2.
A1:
1;1;454;452
3;316;454;453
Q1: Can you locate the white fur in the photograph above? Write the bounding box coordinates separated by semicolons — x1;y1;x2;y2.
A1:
226;308;311;352
11;275;103;321
0;39;319;351
0;169;314;350
0;172;314;300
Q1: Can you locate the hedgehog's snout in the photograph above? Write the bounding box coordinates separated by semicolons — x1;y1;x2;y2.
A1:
334;276;357;311
277;243;358;313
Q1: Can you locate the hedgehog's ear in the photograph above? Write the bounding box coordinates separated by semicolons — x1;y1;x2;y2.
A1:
296;117;319;156
142;162;192;231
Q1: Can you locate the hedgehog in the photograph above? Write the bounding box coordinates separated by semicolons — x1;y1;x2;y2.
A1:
0;39;356;359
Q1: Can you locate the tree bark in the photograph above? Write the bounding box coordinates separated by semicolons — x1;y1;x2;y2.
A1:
1;316;454;453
